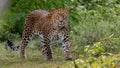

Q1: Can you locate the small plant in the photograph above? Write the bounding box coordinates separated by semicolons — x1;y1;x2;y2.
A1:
67;35;120;68
69;55;120;68
85;34;120;57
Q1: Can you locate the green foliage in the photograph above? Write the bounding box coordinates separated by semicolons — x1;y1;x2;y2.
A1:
70;3;120;56
79;0;120;10
0;19;20;41
69;34;120;68
69;55;120;68
85;34;120;57
70;34;120;68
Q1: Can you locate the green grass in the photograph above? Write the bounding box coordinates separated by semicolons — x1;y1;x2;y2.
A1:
0;40;76;68
0;39;120;68
0;56;70;68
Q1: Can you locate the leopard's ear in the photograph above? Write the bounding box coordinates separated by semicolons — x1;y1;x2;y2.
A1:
49;8;56;18
51;8;56;12
64;7;69;13
47;13;53;19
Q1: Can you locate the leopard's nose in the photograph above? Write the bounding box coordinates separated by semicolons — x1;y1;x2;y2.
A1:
60;20;63;22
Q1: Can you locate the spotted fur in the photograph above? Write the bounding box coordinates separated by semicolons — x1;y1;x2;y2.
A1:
7;8;72;60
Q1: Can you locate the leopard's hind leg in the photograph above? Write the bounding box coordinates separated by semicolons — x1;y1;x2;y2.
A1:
19;16;34;58
20;28;34;58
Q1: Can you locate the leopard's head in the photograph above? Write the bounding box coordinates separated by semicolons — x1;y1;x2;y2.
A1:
48;8;69;29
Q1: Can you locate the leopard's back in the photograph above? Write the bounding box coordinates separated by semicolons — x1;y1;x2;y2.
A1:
22;10;49;38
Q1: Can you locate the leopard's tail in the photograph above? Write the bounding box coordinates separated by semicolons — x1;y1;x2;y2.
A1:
7;40;19;51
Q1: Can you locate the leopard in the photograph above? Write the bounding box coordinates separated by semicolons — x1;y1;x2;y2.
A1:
7;8;72;60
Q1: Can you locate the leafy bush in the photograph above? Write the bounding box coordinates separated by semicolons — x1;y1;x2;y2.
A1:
69;55;120;68
68;34;120;67
69;34;120;68
85;34;120;57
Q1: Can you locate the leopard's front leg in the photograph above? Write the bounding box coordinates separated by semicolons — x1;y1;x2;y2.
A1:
60;31;72;60
62;36;72;60
40;35;53;60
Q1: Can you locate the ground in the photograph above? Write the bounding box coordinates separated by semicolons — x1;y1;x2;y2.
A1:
0;39;75;68
0;39;120;68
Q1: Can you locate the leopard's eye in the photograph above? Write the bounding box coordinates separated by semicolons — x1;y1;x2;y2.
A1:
63;15;66;19
62;15;64;18
57;15;59;19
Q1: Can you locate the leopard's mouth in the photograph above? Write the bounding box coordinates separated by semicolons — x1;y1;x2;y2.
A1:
58;24;65;27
